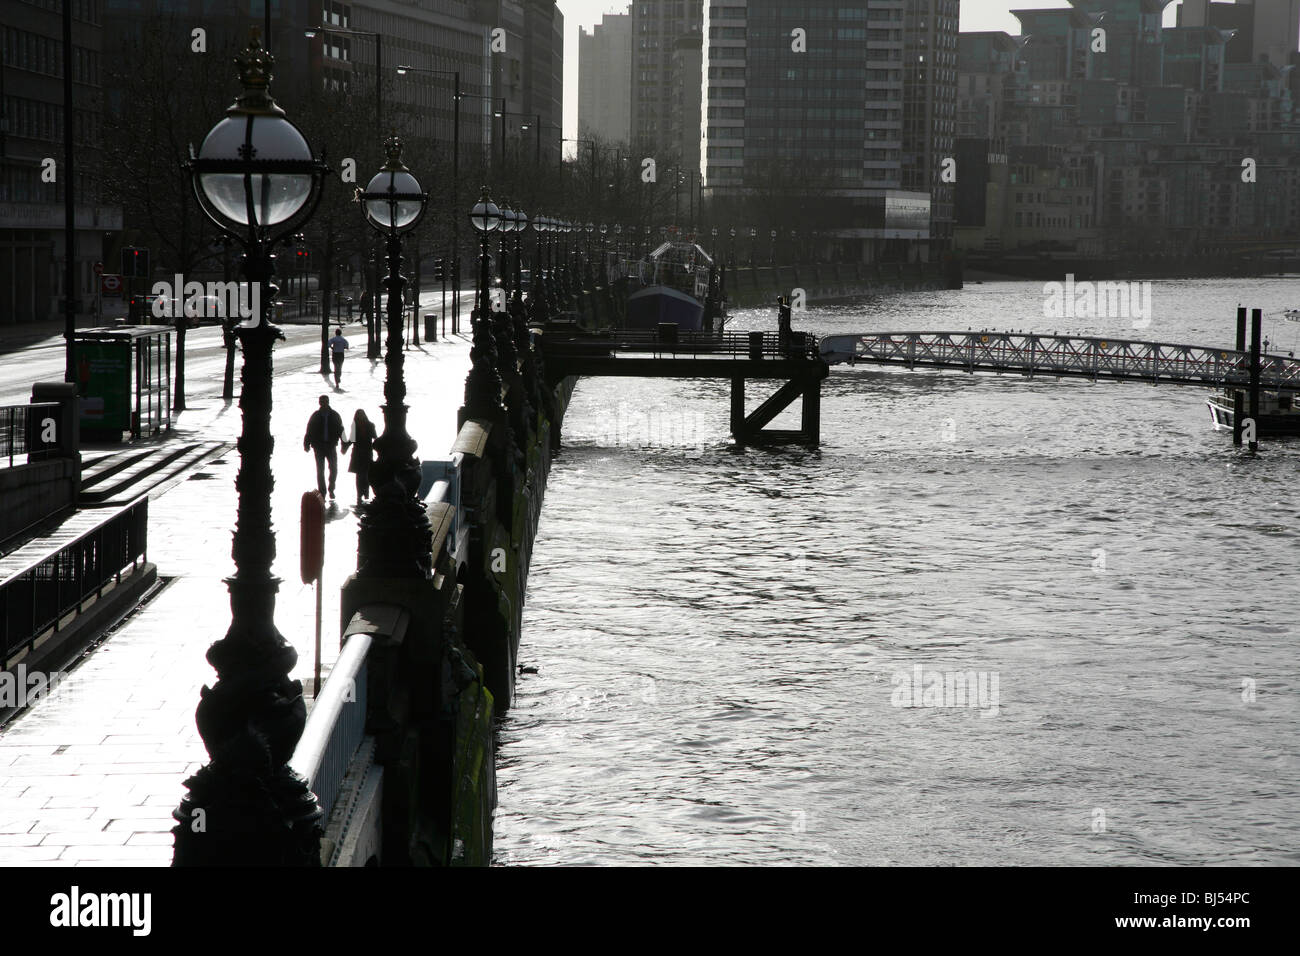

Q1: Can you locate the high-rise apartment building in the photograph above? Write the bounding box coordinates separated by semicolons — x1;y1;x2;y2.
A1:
579;13;632;144
630;0;703;163
702;1;956;261
1178;0;1300;70
903;0;959;248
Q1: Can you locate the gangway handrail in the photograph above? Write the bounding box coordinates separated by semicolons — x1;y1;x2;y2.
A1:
820;331;1300;391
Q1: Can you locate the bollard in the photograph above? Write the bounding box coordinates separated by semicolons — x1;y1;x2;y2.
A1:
425;313;437;342
748;330;764;360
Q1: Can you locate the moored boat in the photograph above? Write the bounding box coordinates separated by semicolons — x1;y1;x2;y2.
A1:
1206;389;1300;436
625;240;723;333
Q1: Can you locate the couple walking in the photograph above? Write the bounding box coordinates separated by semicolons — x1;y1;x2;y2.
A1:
303;395;377;503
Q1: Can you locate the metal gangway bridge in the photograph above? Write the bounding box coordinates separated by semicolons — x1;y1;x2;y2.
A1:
818;331;1300;392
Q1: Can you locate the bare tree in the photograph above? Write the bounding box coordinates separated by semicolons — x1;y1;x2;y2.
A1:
100;19;241;411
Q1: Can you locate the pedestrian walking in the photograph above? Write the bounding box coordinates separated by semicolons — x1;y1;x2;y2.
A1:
342;408;377;504
303;394;345;500
328;327;349;387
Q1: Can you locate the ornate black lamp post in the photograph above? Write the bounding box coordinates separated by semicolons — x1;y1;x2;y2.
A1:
585;221;594;258
749;226;757;266
356;134;431;578
729;226;736;267
512;207;528;300
464;188;505;421
537;215;550;275
173;32;328;866
770;228;777;266
471;189;501;317
498;203;516;305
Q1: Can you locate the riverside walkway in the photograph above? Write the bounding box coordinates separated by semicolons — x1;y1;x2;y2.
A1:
0;293;472;866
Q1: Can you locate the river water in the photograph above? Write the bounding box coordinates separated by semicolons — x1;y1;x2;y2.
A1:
492;277;1300;866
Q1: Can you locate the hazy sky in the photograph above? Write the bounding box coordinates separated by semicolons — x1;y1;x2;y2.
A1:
555;0;1191;148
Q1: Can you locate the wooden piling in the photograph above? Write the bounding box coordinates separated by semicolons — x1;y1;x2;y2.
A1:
1249;307;1262;454
1233;306;1245;447
731;375;745;439
801;379;821;446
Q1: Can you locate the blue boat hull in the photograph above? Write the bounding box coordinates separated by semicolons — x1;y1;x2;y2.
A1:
626;285;705;331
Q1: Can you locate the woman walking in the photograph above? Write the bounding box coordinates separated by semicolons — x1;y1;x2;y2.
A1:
343;409;377;504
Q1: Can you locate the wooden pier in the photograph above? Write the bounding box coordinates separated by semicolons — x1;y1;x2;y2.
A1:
540;328;829;447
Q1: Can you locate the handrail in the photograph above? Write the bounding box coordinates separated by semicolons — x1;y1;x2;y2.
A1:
0;403;61;468
546;329;822;362
290;630;372;825
821;331;1300;391
0;496;148;666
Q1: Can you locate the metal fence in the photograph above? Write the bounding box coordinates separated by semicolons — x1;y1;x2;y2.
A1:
0;403;61;468
1;497;148;666
547;328;822;362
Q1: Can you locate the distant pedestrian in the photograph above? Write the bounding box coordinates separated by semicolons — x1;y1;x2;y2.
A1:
328;327;349;387
303;395;345;500
343;408;377;504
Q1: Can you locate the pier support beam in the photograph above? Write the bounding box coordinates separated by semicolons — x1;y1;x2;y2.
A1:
730;375;744;434
730;369;826;447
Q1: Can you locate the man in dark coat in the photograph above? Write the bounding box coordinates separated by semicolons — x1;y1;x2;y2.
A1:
303;394;345;499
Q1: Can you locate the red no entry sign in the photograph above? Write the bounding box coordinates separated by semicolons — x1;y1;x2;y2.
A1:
94;261;103;276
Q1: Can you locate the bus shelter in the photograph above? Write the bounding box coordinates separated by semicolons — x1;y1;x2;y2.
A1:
74;327;171;441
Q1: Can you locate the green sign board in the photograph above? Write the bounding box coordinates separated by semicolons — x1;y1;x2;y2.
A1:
76;341;132;433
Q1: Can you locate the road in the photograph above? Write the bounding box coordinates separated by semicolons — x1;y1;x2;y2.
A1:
0;285;475;409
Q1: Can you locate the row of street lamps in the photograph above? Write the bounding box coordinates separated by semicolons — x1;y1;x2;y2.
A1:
170;29;659;864
168;31;488;864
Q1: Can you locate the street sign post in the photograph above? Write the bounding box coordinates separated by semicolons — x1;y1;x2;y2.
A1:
300;490;325;696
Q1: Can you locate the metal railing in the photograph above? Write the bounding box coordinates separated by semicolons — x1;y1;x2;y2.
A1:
0;496;148;666
546;328;822;362
820;332;1300;391
0;403;61;468
290;630;371;827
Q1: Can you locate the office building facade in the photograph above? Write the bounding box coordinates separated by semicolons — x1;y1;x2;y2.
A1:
2;0;119;325
702;0;958;261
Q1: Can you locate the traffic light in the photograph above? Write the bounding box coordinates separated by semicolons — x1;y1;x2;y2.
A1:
432;258;445;282
121;246;150;278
